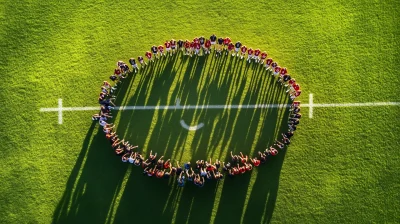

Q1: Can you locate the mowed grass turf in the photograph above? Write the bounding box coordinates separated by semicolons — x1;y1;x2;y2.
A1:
0;0;399;223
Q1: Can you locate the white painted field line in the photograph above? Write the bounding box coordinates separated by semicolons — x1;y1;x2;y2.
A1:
311;102;400;107
116;104;290;110
58;99;63;124
180;120;204;131
40;106;100;112
309;93;313;118
40;98;400;124
40;102;400;112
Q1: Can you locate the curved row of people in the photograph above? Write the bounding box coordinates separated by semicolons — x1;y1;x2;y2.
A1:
91;35;302;187
109;35;302;102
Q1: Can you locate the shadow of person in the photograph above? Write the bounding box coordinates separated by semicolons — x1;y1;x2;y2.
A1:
52;123;130;224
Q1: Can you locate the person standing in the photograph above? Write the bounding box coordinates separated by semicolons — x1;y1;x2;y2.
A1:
234;41;242;57
165;40;171;56
210;34;217;50
129;58;138;73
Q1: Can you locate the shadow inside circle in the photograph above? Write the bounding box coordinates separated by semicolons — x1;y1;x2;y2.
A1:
52;51;291;224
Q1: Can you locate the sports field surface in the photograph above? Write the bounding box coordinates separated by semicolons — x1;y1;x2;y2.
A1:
0;0;399;223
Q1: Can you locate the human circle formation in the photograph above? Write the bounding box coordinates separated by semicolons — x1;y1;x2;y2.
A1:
93;35;302;188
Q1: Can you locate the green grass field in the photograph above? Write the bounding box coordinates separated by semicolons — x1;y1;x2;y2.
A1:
0;0;399;223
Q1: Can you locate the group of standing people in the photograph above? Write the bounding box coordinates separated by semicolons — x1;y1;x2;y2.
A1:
91;35;302;187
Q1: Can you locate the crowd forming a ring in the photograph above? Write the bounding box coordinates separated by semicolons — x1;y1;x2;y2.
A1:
92;34;302;187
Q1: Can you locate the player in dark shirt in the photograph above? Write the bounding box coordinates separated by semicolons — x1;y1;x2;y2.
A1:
291;113;302;119
210;34;217;50
283;132;294;139
234;41;242;57
177;39;184;53
151;45;158;58
199;36;205;56
170;39;176;54
216;37;224;56
199;36;205;46
129;58;138;73
279;74;291;85
138;56;147;68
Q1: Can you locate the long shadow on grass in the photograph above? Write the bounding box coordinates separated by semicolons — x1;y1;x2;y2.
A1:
53;50;291;224
51;71;140;224
52;123;130;224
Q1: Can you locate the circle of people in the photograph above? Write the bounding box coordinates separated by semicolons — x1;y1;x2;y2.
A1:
92;34;302;187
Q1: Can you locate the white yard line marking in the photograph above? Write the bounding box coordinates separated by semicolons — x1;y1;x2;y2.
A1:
40;102;400;112
58;99;63;124
40;106;100;112
40;98;400;124
305;102;400;107
180;120;204;131
309;93;314;118
116;104;290;110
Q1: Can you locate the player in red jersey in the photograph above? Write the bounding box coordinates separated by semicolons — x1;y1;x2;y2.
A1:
170;39;177;54
240;45;247;59
265;58;273;70
189;41;195;57
145;51;153;62
290;90;302;101
238;164;246;174
291;83;300;93
227;42;234;56
193;37;199;56
273;66;281;76
286;78;296;91
223;37;231;54
253;49;261;63
165;40;171;56
194;42;201;56
138;56;147;67
114;68;122;79
158;45;165;57
247;48;254;63
260;51;267;64
269;147;279;156
204;39;211;55
288;82;300;95
280;67;287;76
245;163;253;171
250;157;261;167
184;40;190;55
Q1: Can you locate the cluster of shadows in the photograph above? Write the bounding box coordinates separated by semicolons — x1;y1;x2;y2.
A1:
52;52;291;224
